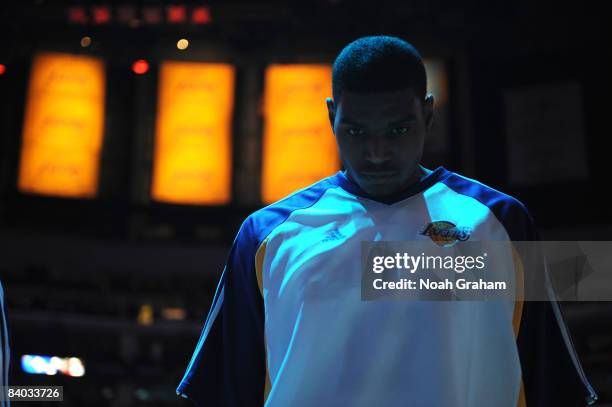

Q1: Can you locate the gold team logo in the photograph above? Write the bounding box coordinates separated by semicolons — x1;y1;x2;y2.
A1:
419;221;472;246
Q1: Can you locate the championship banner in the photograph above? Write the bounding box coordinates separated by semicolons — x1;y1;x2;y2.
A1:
18;52;106;198
262;64;340;203
151;61;234;205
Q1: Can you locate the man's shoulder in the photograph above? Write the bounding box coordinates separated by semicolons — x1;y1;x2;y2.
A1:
238;174;339;245
440;170;537;240
441;169;530;216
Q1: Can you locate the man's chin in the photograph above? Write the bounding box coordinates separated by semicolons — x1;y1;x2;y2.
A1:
360;182;399;198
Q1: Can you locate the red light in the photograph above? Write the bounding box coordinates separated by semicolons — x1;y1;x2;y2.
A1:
132;59;149;75
191;7;211;24
0;64;5;75
92;6;111;25
67;6;88;25
166;5;187;24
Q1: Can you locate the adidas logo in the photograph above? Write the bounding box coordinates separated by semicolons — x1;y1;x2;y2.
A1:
321;228;345;243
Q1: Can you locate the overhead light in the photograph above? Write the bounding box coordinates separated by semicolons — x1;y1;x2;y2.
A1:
80;36;92;47
177;38;189;50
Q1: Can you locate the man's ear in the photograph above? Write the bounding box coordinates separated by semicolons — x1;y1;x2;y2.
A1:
423;93;434;133
326;97;336;133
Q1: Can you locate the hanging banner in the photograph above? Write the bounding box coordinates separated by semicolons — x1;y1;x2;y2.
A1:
152;61;234;205
18;52;106;198
262;64;340;203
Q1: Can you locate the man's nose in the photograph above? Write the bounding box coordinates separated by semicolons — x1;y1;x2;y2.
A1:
364;136;392;164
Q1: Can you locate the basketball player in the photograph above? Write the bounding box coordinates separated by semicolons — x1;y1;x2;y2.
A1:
177;35;598;407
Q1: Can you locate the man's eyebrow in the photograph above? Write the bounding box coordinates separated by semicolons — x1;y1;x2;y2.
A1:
388;116;417;126
339;115;416;127
339;118;363;126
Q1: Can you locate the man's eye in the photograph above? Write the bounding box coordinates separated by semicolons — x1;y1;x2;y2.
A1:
347;128;364;137
391;127;410;136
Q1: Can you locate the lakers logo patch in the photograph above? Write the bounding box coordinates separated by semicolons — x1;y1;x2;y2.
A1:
419;221;472;246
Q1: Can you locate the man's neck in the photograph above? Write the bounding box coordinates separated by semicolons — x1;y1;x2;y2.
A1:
393;164;431;195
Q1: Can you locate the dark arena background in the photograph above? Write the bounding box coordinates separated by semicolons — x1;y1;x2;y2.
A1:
0;1;610;406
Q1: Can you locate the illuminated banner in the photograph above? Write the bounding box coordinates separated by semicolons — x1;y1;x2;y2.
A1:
262;64;340;203
151;61;234;205
18;52;106;198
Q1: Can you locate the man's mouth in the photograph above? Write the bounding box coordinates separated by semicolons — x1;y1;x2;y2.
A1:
360;171;399;182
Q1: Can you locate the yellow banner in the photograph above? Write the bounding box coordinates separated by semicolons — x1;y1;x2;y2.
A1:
18;52;106;198
151;61;234;205
262;64;340;203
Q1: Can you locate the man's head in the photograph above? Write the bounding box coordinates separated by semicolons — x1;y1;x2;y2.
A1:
326;35;434;199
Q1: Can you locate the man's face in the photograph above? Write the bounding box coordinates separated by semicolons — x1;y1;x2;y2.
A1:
326;88;434;199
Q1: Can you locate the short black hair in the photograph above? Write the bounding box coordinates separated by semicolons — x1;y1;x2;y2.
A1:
332;35;427;104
